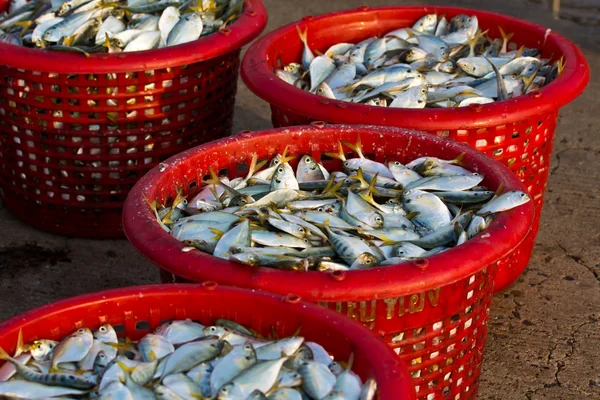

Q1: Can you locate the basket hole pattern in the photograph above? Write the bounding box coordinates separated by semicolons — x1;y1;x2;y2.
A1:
270;107;558;223
0;50;241;235
379;267;494;400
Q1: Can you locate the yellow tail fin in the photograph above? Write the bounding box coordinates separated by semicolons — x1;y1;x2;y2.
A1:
279;146;296;166
0;346;11;361
498;26;514;53
557;56;566;75
296;25;308;45
341;135;364;158
323;142;347;162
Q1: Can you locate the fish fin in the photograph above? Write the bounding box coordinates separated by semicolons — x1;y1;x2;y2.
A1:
346;352;355;370
337;81;360;94
13;330;24;358
271;326;280;340
494;182;505;198
557;56;566;75
63;35;75;47
353;168;368;188
322;180;344;199
102;32;111;49
292;324;303;336
116;361;134;375
0;346;13;362
367;172;379;194
279;146;296;165
341;135;364;158
296;25;308;45
314;49;323;56
522;71;537;92
147;350;157;362
322;175;336;194
377;234;398;246
49;366;62;373
483;56;508;100
498;25;514;53
323;141;346;161
247;154;267;180
203;166;221;186
405;211;419;220
209;227;225;240
451;152;465;166
514;45;525;59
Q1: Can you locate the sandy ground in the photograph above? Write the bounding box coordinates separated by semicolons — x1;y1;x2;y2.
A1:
0;0;598;398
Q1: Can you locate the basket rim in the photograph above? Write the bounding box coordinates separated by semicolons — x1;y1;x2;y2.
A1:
241;5;590;130
0;0;267;74
122;124;535;302
0;284;414;399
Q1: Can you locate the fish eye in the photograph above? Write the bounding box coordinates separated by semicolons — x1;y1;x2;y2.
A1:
520;193;527;197
394;161;401;166
317;88;323;93
472;66;476;72
317;207;324;212
398;250;405;255
37;344;42;349
210;327;217;332
100;326;106;332
298;227;305;232
99;353;106;359
375;216;382;222
421;89;426;94
78;329;85;333
278;167;285;173
304;157;311;163
303;239;309;243
343;161;349;167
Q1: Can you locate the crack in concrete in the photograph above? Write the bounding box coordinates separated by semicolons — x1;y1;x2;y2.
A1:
557;243;600;282
550;146;600;176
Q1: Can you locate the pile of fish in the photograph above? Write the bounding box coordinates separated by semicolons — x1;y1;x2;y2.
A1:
0;319;378;399
0;0;242;55
276;13;565;108
149;137;531;271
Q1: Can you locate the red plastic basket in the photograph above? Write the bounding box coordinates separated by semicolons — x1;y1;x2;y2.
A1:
0;0;267;238
123;124;535;400
0;284;415;399
241;6;589;292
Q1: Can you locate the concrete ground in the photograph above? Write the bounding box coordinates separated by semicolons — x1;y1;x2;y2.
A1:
0;0;598;398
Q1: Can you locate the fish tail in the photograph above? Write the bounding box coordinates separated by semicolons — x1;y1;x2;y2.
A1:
451;152;466;166
557;56;566;74
498;25;514;53
337;81;359;94
354;168;368;188
208;227;225;241
522;71;537;92
341;135;364;158
494;182;505;198
14;329;25;358
323;180;344;199
292;324;303;336
296;25;308;45
279;145;296;165
483;56;508;100
0;346;13;362
203;166;221;186
367;172;379;194
346;351;355;370
247;154;267;181
116;360;134;373
514;45;525;59
323;141;347;162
